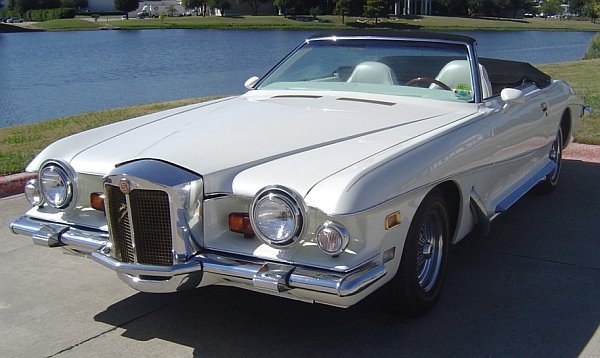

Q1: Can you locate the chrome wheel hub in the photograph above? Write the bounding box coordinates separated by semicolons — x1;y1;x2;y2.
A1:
416;210;444;293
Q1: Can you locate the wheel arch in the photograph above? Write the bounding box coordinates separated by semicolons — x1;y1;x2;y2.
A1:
434;181;461;244
560;107;572;148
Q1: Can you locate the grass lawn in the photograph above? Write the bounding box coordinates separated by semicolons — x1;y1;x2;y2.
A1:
538;59;600;145
0;59;598;176
15;15;600;32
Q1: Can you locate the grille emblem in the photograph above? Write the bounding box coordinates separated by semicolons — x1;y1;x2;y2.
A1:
118;203;128;223
119;178;131;194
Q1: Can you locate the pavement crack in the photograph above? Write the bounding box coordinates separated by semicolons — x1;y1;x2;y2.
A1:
464;247;600;272
46;295;190;357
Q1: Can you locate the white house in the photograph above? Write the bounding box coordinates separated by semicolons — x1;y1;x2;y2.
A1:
395;0;432;16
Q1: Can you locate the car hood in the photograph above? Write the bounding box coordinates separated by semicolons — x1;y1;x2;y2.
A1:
30;90;476;194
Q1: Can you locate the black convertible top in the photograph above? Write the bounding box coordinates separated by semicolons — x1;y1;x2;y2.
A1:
479;57;552;89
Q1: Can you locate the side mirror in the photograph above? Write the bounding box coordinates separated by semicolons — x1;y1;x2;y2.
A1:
244;76;260;90
500;88;525;111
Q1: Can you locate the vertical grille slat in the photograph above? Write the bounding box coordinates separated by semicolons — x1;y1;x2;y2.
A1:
106;185;173;266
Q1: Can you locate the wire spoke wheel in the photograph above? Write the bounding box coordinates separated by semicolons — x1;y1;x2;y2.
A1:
416;210;445;293
382;188;450;317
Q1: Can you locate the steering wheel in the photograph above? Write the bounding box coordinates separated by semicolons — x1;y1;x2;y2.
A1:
405;77;452;91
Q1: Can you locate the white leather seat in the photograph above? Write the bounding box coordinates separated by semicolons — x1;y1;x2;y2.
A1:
347;61;398;85
433;60;493;99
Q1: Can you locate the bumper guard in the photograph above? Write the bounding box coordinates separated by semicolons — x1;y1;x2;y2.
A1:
10;215;386;298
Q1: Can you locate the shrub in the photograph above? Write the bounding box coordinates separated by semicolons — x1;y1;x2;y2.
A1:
25;8;77;22
0;9;22;18
583;34;600;60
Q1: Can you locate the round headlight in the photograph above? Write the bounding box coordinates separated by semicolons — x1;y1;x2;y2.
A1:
316;221;349;256
24;179;43;207
40;163;74;209
250;187;305;247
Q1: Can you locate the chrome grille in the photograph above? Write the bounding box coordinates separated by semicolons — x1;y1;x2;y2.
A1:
106;185;134;263
129;190;173;266
106;185;173;266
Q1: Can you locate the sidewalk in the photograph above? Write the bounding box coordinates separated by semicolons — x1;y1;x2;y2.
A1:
1;143;598;198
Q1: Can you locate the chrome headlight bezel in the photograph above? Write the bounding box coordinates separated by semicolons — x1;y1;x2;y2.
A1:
249;185;307;248
38;160;76;209
315;221;349;256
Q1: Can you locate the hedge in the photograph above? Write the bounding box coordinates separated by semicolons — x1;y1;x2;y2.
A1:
0;9;22;18
25;8;77;21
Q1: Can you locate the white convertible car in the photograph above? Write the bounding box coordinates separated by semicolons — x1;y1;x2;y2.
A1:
11;31;589;316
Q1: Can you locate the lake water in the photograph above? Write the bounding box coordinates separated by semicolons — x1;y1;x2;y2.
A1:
0;29;596;128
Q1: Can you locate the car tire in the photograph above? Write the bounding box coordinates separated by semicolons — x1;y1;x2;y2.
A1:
382;188;450;317
536;126;563;194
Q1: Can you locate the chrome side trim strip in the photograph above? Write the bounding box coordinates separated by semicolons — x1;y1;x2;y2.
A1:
495;160;556;212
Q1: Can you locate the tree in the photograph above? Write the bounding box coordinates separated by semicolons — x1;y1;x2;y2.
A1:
9;0;61;13
363;0;389;23
237;0;269;15
582;0;600;22
61;0;87;9
540;0;563;16
334;0;351;23
114;0;138;18
165;4;177;16
182;0;208;15
209;0;230;15
569;0;586;15
273;0;294;17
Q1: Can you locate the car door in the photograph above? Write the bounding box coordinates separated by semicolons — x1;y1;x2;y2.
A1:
480;84;550;212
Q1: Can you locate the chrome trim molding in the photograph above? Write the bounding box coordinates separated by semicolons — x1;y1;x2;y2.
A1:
104;159;204;264
11;214;386;298
38;159;78;209
249;185;308;248
92;248;386;297
10;216;107;252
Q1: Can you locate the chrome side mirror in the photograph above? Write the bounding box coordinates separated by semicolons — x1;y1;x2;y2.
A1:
501;88;525;111
244;76;260;90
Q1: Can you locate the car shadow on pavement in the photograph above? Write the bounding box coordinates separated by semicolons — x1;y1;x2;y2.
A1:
94;160;600;357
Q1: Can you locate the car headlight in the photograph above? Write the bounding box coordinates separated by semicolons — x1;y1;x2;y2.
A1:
250;186;306;247
24;179;43;207
39;161;75;209
316;221;349;256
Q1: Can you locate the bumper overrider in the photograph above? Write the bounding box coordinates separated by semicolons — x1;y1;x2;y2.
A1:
12;159;386;306
10;215;386;304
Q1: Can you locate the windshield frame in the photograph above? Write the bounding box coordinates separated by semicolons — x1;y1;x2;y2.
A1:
254;34;483;103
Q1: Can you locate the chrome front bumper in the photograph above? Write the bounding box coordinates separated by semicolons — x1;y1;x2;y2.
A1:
10;216;386;301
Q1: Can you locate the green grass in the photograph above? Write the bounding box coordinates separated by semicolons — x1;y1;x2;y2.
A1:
0;97;219;175
35;19;105;31
17;15;600;32
538;59;600;145
1;58;598;176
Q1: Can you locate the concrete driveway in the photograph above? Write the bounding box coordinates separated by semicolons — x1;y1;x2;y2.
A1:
1;159;599;357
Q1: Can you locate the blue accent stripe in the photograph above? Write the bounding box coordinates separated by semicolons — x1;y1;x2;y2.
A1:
495;161;557;213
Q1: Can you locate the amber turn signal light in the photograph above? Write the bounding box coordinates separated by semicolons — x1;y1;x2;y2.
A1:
90;193;105;212
229;213;255;238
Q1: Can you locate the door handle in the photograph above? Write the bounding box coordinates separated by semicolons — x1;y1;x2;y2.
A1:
541;102;548;112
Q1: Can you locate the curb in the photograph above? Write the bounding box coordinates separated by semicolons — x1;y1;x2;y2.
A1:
0;144;598;199
0;173;37;198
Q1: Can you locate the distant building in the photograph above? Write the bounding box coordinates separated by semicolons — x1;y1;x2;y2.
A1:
395;0;432;16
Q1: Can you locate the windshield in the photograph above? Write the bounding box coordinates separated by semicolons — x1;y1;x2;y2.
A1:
258;38;475;102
